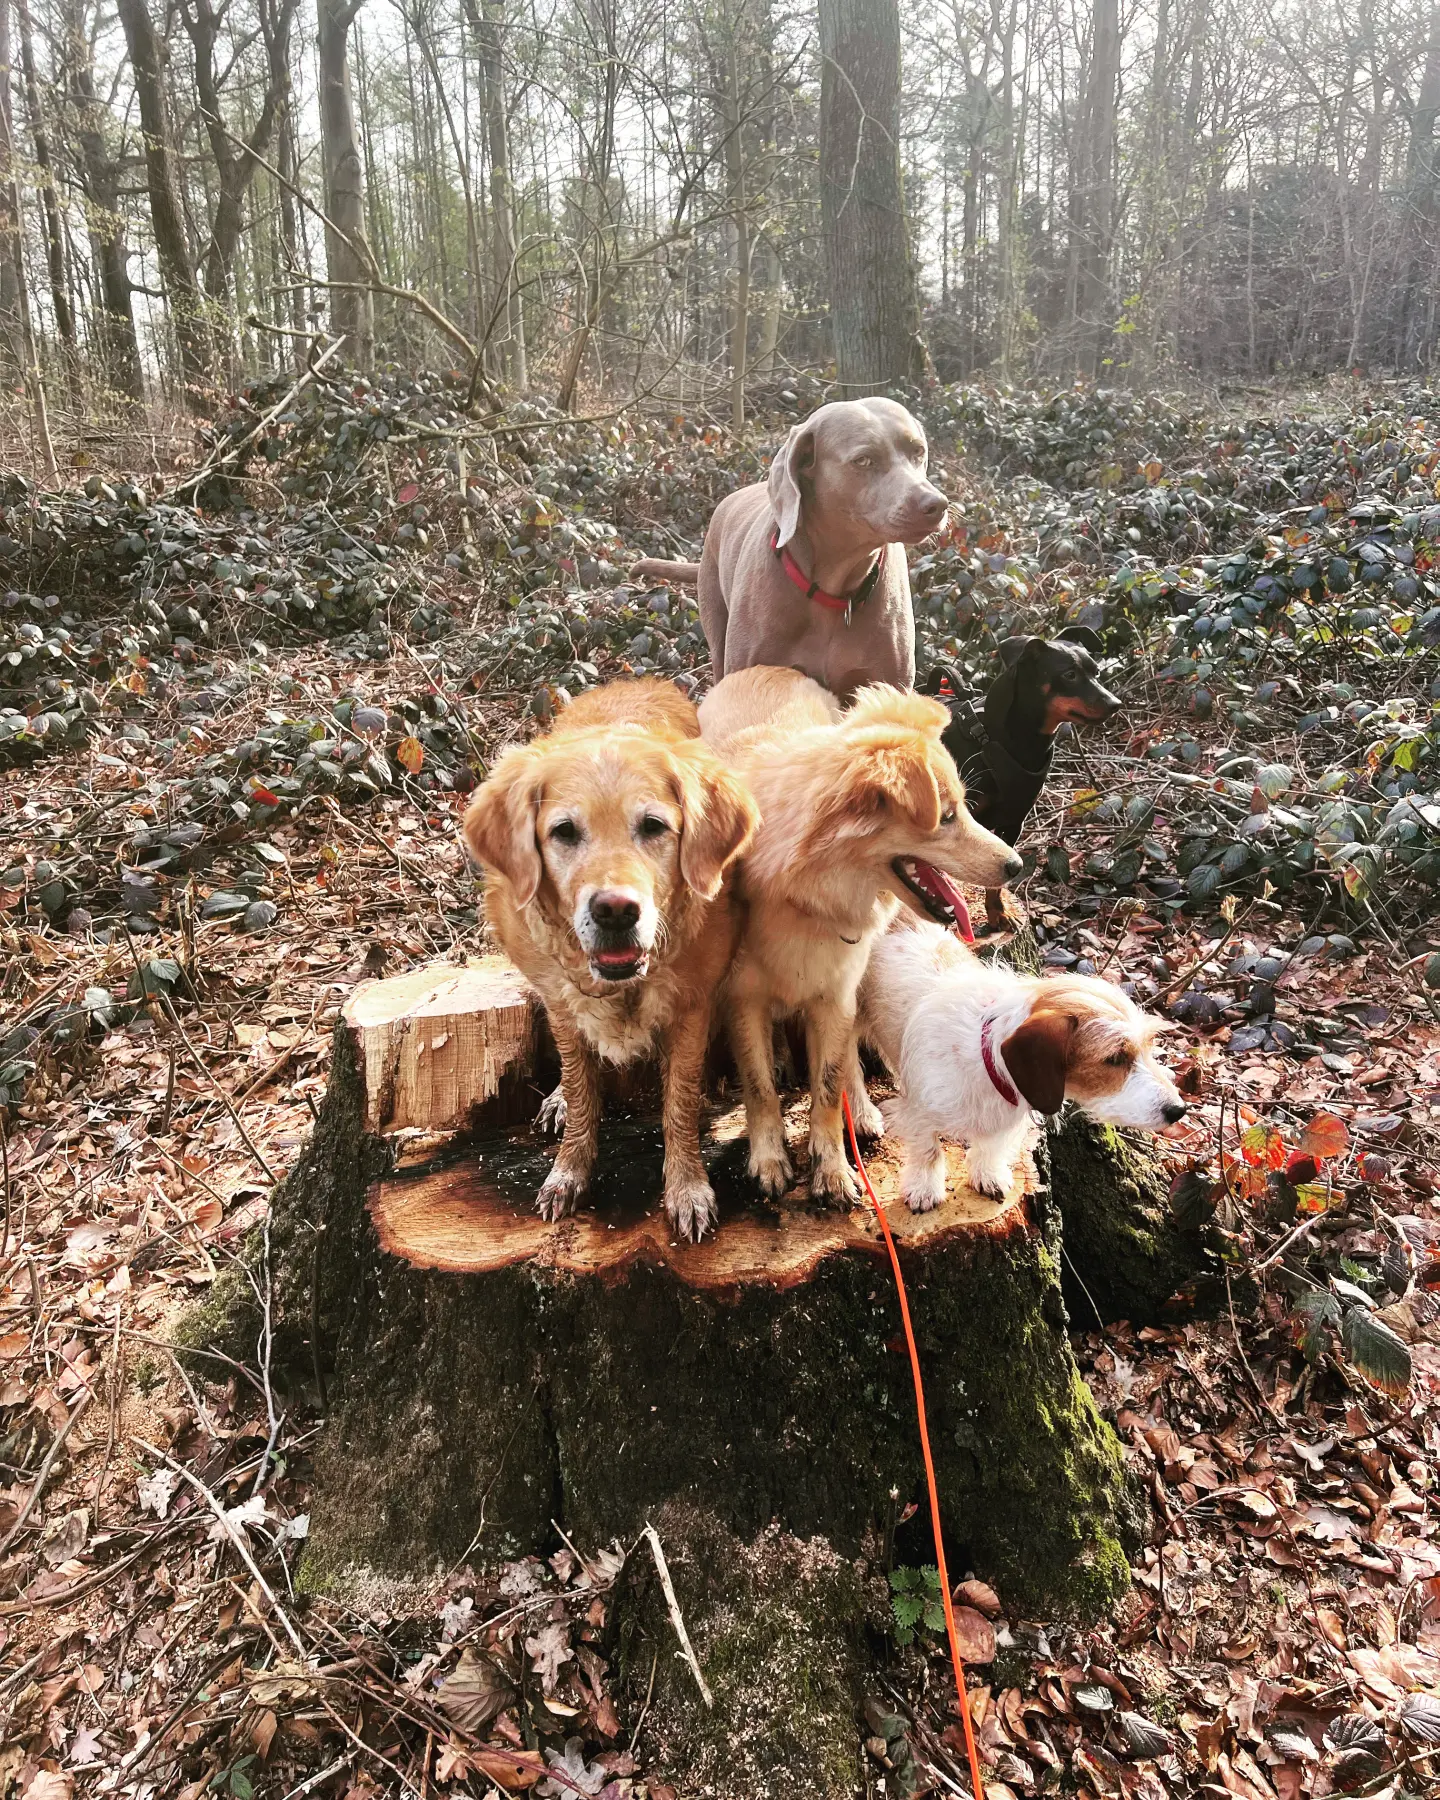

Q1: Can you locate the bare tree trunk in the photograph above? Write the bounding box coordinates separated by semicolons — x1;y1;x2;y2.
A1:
0;8;56;479
58;0;143;401
468;0;527;387
16;0;78;398
116;0;213;408
817;0;929;393
317;0;374;368
1075;0;1119;376
0;0;22;357
1403;5;1440;363
182;0;296;342
723;36;750;428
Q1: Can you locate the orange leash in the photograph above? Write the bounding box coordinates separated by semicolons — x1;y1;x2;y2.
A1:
843;1092;988;1800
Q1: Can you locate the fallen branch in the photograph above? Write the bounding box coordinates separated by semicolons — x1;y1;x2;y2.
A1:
643;1521;713;1709
131;1435;305;1657
173;336;345;499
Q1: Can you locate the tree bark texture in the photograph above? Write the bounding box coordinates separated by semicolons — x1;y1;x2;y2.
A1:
16;0;77;390
0;0;22;354
59;0;144;401
466;0;527;387
115;0;213;406
317;0;374;368
817;0;929;393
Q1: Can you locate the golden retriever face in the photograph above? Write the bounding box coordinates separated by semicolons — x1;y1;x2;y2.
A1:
806;687;1022;928
463;728;757;983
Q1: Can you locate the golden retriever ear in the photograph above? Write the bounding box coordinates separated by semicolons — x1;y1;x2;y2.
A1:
675;747;760;899
768;422;814;548
874;745;941;830
1000;1011;1075;1115
460;748;543;904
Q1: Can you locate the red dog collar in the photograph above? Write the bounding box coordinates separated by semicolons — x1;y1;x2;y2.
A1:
769;528;886;614
980;1014;1021;1107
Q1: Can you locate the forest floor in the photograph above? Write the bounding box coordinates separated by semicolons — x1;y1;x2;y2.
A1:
1;370;1438;1800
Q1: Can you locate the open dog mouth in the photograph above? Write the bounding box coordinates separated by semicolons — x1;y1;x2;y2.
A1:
589;944;650;982
893;858;974;940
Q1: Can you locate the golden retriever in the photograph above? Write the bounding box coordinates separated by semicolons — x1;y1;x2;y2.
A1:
698;667;1021;1202
461;678;759;1239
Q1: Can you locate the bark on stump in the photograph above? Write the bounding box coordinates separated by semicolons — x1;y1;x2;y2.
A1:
182;955;1172;1799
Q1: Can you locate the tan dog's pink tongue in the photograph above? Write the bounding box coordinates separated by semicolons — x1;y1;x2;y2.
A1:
912;860;975;943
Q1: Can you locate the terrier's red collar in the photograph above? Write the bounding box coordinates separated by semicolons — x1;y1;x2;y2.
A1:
769;528;886;613
980;1014;1021;1107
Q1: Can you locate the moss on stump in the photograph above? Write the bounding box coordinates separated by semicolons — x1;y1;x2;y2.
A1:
615;1505;885;1800
1050;1112;1223;1326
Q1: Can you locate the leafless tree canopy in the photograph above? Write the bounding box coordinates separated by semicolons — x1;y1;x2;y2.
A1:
3;0;1440;420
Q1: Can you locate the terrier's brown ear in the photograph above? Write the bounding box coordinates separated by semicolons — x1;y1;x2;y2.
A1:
999;1010;1076;1114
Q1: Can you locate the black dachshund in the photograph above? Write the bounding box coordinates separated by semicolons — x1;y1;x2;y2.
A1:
923;627;1120;930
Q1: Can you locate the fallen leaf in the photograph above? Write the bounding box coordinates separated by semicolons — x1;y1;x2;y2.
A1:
526;1618;573;1693
953;1578;1001;1616
951;1604;996;1662
435;1646;514;1734
1299;1112;1349;1160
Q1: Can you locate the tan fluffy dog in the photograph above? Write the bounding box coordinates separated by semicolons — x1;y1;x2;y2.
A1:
698;667;1021;1202
462;679;759;1239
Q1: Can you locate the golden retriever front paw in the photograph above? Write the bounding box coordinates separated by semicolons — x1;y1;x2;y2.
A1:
847;1092;884;1141
809;1153;860;1206
749;1144;794;1198
665;1175;717;1242
535;1084;567;1136
536;1164;588;1220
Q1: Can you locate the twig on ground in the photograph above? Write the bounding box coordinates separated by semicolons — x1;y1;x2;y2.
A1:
642;1521;713;1708
158;992;277;1182
0;1386;95;1557
131;1435;306;1657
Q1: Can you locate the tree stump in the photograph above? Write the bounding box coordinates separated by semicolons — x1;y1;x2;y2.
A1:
238;956;1130;1612
169;953;1200;1797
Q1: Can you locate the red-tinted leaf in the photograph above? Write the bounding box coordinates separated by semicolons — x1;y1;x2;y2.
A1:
1300;1112;1349;1161
1240;1124;1286;1170
396;736;425;774
397;481;421;504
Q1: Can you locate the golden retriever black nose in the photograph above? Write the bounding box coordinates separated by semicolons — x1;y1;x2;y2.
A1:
1162;1100;1187;1125
589;889;642;930
1003;851;1024;880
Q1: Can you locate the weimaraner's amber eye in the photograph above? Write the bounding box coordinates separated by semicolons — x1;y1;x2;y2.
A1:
852;454;872;468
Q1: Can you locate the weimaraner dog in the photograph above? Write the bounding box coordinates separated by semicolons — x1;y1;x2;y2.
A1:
631;398;947;700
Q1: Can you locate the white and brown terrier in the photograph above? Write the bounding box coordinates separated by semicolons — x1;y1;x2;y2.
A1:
856;921;1185;1210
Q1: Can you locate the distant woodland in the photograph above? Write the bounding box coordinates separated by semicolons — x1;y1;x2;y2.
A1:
4;0;1440;429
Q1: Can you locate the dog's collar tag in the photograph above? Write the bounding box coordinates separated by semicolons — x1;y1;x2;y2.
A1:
770;528;885;618
980;1014;1021;1108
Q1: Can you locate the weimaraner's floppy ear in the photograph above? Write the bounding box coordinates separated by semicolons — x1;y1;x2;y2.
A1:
768;422;815;548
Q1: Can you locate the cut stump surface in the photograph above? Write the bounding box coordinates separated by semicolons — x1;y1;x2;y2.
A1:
370;1100;1018;1290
